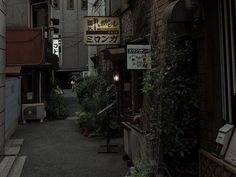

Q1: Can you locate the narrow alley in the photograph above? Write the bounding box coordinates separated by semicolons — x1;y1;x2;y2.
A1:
2;0;236;177
12;119;127;177
10;89;128;177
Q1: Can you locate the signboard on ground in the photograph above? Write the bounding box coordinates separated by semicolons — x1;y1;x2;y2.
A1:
84;16;120;45
127;45;151;70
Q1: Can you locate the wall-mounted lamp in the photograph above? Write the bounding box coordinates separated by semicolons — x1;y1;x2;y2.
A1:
113;73;120;82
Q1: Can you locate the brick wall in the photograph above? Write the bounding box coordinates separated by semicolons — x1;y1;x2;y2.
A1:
155;0;169;42
121;0;152;44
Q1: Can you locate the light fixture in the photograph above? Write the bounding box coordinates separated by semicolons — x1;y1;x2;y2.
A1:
113;73;120;82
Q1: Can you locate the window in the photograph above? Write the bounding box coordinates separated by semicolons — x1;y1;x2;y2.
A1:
67;0;74;10
53;0;60;9
81;0;88;10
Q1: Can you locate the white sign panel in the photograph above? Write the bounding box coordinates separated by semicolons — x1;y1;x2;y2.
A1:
84;16;120;45
127;45;151;70
52;38;60;57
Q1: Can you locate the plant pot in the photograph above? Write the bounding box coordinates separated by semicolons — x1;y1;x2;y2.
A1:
83;128;91;136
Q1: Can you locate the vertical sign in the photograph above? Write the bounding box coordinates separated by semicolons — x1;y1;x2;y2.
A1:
84;16;120;45
127;45;151;70
52;38;60;57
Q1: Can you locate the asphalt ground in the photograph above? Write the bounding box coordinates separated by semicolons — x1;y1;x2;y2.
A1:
13;119;128;177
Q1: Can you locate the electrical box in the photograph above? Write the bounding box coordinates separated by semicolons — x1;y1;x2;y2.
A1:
215;124;234;156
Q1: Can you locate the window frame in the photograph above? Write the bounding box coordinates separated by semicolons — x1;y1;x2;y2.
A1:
81;0;88;10
67;0;75;10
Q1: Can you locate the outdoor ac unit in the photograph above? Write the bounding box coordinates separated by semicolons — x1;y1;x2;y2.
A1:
22;103;46;123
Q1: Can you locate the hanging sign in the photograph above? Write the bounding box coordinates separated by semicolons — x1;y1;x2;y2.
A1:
84;16;120;45
127;45;151;70
52;38;61;57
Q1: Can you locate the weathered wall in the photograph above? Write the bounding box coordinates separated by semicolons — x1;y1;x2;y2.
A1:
121;0;152;44
197;0;223;151
0;0;6;154
5;78;21;139
87;0;106;76
52;0;88;70
6;0;29;27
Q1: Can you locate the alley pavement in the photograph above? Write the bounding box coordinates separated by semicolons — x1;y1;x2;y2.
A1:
12;119;128;177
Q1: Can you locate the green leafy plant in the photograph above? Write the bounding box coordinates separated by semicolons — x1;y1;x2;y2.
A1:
129;160;151;177
142;35;199;176
46;89;68;120
73;75;119;135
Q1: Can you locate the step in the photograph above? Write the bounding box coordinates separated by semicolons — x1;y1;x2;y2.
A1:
7;139;24;147
8;156;27;177
4;147;21;156
5;139;24;156
0;156;16;177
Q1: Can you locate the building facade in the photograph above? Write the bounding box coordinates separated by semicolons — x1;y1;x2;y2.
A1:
0;0;6;155
87;0;106;76
91;0;236;176
51;0;88;71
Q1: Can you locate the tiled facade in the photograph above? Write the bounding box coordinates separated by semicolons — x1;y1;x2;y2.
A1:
0;0;6;154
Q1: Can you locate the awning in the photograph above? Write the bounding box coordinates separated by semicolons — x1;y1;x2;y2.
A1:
6;28;45;65
6;66;22;76
102;48;126;63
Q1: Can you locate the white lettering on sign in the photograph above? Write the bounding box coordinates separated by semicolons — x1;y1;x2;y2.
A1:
53;39;59;57
84;16;120;45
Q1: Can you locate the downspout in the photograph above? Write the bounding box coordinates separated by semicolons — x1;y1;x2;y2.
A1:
77;0;79;68
0;0;6;156
39;72;42;103
61;0;65;68
28;0;31;27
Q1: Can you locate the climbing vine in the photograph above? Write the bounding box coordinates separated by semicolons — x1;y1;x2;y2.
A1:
142;35;199;176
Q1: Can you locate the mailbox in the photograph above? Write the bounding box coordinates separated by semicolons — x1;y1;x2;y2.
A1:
215;124;234;156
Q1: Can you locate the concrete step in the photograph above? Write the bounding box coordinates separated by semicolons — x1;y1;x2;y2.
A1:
4;147;21;156
7;156;26;177
0;156;16;177
6;139;24;147
5;139;24;156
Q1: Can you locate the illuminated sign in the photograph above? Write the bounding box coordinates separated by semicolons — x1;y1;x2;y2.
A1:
127;45;151;70
52;38;61;57
84;16;120;45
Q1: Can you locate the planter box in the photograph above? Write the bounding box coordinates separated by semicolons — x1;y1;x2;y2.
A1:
122;122;156;169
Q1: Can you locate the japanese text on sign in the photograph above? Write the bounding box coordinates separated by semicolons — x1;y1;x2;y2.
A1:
127;45;151;70
52;38;61;57
84;17;120;45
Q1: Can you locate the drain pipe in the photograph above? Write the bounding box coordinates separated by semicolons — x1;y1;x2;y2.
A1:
0;1;6;156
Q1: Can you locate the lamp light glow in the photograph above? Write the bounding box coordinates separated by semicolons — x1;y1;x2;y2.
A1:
113;74;120;82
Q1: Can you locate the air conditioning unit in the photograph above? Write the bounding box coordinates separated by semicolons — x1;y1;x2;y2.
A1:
22;103;46;123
